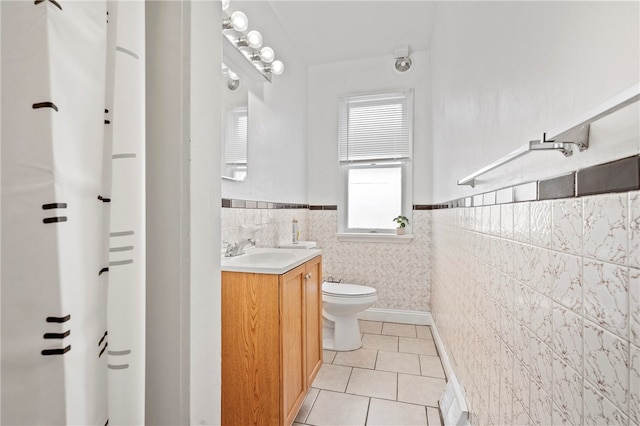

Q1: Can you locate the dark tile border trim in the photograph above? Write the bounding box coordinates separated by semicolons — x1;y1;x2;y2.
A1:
221;155;640;212
538;172;576;201
577;156;639;197
435;154;640;209
222;198;309;209
309;205;337;210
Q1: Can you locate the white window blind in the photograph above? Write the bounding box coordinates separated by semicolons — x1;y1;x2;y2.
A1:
224;106;247;165
339;91;412;162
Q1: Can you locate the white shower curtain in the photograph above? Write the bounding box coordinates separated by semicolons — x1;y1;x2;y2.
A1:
1;1;145;424
107;1;146;424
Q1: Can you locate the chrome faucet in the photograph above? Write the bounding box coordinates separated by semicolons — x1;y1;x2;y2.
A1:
225;238;255;257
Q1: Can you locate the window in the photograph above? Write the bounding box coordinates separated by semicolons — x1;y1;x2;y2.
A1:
223;105;247;180
338;90;413;234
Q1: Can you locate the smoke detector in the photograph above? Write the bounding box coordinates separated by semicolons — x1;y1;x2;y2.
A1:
394;45;413;73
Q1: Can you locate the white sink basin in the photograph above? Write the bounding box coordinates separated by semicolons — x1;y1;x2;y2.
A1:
226;251;296;265
221;248;321;274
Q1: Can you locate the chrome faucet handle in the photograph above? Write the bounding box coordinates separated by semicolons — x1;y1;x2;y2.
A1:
223;241;233;256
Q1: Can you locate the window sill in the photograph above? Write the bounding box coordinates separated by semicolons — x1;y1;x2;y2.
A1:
336;233;414;243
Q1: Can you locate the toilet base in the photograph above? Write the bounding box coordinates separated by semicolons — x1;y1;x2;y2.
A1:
322;315;363;351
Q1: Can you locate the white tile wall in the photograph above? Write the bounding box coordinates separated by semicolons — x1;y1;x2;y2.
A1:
221;207;309;249
308;210;431;312
431;190;640;425
222;207;431;312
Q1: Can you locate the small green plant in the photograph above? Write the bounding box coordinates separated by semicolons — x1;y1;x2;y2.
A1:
392;215;409;228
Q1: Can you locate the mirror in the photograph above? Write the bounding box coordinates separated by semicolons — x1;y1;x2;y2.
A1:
221;63;248;181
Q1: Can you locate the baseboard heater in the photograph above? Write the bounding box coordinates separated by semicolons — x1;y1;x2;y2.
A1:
439;375;470;426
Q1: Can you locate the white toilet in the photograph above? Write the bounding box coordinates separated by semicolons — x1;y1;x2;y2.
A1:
322;281;378;351
277;242;378;351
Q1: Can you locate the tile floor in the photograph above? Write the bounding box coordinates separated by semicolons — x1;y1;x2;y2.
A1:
294;320;446;426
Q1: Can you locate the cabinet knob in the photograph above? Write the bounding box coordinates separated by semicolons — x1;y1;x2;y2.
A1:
305;273;312;280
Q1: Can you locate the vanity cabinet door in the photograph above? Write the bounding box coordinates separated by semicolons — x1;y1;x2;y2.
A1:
279;265;307;426
304;256;323;387
222;255;323;426
222;272;280;426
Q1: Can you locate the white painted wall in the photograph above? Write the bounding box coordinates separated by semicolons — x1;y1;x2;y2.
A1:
189;2;221;424
145;2;189;423
145;1;221;424
431;1;640;203
307;50;432;205
221;1;308;204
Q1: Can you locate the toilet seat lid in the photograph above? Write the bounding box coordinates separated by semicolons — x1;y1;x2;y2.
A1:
322;282;377;297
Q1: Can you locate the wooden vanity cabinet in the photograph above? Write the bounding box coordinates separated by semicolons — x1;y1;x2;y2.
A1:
303;255;322;387
222;255;323;426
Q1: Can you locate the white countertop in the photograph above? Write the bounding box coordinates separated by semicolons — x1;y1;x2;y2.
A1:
221;247;322;274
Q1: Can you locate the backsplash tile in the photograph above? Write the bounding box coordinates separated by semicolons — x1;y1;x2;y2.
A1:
222;204;430;313
530;200;552;248
308;210;431;312
583;193;628;264
431;189;638;424
631;268;640;347
512;202;530;243
552;355;583;426
530;336;553;395
583;259;629;339
530;291;552;345
221;207;309;249
583;320;629;413
527;246;554;296
490;205;501;236
552;303;583;372
501;203;514;240
552;252;582;314
583;381;629;426
529;383;552;426
631;344;640;424
552;198;583;255
631;191;640;269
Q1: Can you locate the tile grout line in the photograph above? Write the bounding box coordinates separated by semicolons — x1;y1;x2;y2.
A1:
301;389;321;425
344;366;355;393
364;396;372;426
395;372;399;402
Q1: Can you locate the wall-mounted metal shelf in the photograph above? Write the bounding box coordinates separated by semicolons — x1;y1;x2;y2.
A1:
457;83;640;187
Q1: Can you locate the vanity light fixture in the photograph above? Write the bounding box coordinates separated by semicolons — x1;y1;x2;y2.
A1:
268;60;285;76
226;68;239;81
251;46;275;64
222;63;241;90
221;1;285;81
222;10;248;32
237;30;263;49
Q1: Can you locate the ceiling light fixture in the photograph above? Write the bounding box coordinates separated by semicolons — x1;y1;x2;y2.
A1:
393;44;413;73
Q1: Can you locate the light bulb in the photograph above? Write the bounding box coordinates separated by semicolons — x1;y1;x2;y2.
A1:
259;46;274;64
245;30;263;49
221;0;230;11
230;11;248;32
270;60;284;75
